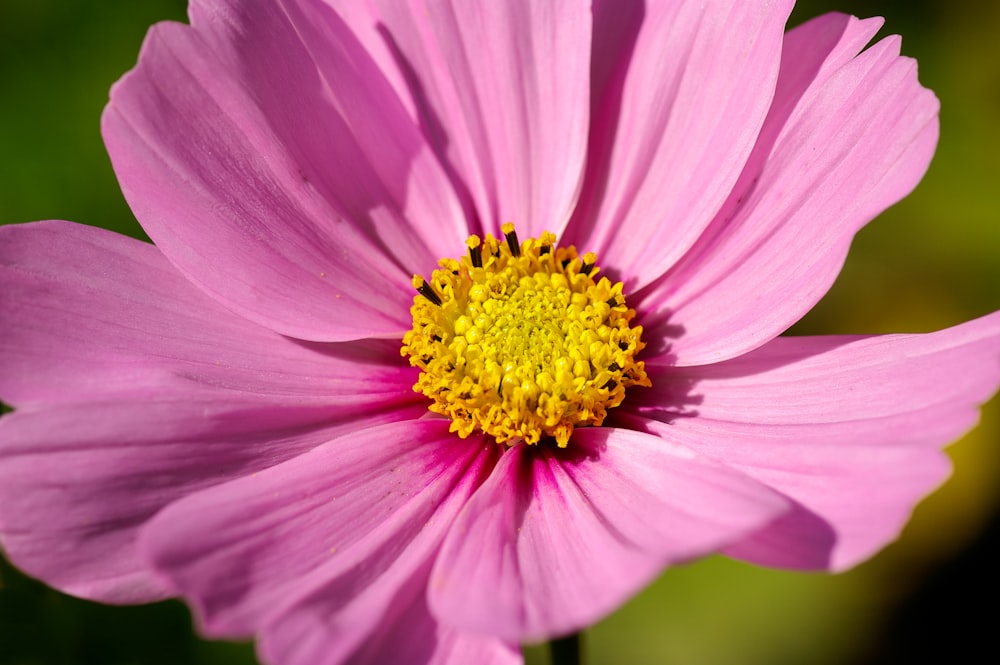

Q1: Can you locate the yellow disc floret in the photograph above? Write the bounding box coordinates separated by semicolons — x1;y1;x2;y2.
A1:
401;224;650;447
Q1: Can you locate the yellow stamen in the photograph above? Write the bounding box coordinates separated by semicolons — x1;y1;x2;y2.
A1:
401;227;650;447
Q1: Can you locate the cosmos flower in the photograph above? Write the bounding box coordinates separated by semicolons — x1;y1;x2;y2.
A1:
1;1;999;664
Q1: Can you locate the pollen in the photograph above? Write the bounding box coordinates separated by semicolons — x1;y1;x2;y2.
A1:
401;225;650;447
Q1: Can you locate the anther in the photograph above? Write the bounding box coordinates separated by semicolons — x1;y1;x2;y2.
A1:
412;275;442;306
467;235;483;268
501;222;521;257
402;226;650;448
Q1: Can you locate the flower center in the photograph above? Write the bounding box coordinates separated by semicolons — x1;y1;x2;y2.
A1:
402;224;650;447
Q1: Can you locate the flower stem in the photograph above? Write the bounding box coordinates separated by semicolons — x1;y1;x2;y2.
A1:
550;632;581;665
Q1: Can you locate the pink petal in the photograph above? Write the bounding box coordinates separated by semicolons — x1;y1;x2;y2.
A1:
142;420;499;642
627;311;1000;570
638;13;940;364
564;0;793;288
261;568;520;665
0;397;387;604
103;0;467;341
330;0;592;238
0;221;420;603
429;428;787;642
0;222;414;407
267;0;470;255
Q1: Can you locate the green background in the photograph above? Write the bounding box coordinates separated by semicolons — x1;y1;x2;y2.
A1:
1;1;998;663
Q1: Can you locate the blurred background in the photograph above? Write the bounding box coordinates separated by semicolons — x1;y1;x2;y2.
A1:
1;0;997;663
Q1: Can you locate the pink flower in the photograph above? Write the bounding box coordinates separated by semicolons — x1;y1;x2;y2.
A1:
1;1;998;664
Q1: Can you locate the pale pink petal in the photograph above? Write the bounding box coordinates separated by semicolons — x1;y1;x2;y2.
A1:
142;420;499;642
267;0;469;256
0;221;420;603
563;0;793;288
0;397;399;605
429;428;787;642
638;14;939;364
330;0;591;238
103;0;467;341
0;222;415;406
261;568;520;665
626;311;1000;570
